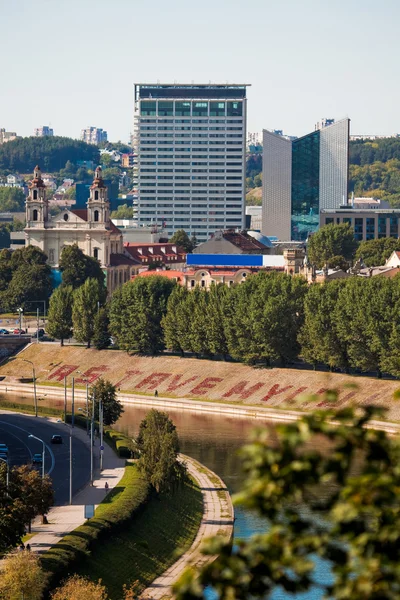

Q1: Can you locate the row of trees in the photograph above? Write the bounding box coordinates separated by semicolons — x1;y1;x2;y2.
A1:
105;271;400;378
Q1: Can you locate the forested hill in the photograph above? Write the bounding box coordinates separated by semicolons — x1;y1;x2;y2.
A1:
349;138;400;206
246;137;400;206
0;136;99;174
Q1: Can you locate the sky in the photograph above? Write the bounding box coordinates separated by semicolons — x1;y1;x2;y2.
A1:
1;0;399;143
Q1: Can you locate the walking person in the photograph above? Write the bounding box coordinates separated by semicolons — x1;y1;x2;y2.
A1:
105;481;109;492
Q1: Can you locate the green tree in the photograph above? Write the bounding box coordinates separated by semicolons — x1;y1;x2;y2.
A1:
46;285;74;345
111;203;133;219
59;244;105;291
109;276;175;354
136;410;183;493
0;464;26;553
2;246;52;312
93;307;110;350
307;223;358;269
12;465;54;530
188;287;210;356
0;550;46;600
169;230;194;253
355;237;400;267
0;187;25;212
333;277;393;375
90;378;123;426
162;285;191;356
72;278;104;348
205;284;229;358
0;249;12;292
64;185;76;200
174;401;400;600
299;280;351;371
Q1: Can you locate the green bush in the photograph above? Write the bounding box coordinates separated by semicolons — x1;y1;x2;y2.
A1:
0;401;62;418
41;463;149;590
65;414;138;458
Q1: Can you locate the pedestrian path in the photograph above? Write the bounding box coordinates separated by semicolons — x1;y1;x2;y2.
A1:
141;454;234;600
29;417;125;554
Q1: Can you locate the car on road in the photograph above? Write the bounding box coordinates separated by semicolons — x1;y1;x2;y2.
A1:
0;328;9;335
32;453;43;464
51;434;62;444
0;452;8;462
0;444;8;456
34;329;45;338
12;328;26;335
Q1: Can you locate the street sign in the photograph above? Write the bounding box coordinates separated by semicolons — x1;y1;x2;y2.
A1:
84;504;95;519
100;445;104;450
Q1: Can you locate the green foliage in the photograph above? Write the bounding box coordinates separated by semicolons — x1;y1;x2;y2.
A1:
41;463;150;591
59;244;105;290
93;307;110;350
307;222;358;269
110;203;133;219
0;186;25;211
169;229;194;253
246;153;262;190
136;409;183;493
47;285;74;345
0;551;46;600
175;401;400;600
72;278;105;348
0;246;52;312
90;378;124;426
355;237;400;266
162;285;191;355
109;276;175;354
0;136;99;173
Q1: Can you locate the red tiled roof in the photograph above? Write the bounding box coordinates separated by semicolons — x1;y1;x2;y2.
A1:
124;242;186;264
222;230;268;252
134;270;187;280
110;253;140;266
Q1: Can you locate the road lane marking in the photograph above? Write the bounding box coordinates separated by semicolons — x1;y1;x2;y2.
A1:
0;421;56;475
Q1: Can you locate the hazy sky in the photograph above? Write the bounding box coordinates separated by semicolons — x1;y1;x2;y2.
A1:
1;0;399;142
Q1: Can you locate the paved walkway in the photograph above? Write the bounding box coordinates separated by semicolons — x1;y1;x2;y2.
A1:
27;417;125;554
141;454;234;600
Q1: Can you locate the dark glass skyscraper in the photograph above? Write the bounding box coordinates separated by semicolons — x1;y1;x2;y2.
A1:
262;119;349;241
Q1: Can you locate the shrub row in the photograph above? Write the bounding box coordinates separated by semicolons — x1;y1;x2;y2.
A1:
0;400;62;418
41;462;150;591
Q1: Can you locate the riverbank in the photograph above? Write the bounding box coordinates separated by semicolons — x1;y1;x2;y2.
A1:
1;345;400;418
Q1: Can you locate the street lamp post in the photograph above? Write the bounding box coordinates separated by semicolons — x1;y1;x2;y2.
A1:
28;434;45;479
99;397;104;472
17;307;23;336
0;456;9;492
79;398;95;486
18;358;37;417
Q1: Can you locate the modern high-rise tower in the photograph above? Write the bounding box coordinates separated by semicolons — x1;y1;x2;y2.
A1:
133;84;248;242
262;118;350;241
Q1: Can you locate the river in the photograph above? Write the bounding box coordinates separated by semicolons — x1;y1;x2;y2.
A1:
3;393;331;598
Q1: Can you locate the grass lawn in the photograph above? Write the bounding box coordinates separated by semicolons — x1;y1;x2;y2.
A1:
76;477;203;600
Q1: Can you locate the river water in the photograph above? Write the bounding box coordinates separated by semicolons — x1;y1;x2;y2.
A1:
3;393;330;598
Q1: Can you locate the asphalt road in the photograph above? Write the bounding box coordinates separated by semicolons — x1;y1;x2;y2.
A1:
0;413;91;505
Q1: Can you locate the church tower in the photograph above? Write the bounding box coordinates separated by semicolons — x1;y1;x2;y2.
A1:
26;166;48;226
87;166;110;225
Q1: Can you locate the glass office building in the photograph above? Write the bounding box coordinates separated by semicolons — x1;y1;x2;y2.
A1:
133;84;248;242
262;119;349;241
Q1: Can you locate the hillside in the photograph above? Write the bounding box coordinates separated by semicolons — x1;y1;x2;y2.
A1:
2;346;400;420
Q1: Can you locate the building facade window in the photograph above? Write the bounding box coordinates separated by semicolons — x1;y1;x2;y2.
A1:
94;210;99;222
390;216;398;238
366;217;375;240
33;209;38;221
378;216;387;238
354;218;363;241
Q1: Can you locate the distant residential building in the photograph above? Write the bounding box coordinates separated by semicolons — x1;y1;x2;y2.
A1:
320;207;400;242
99;148;121;162
193;229;272;255
262;118;350;241
350;134;400;141
34;126;54;137
124;242;186;268
111;221;167;244
81;126;108;145
133;83;248;242
247;131;262;150
245;205;262;230
121;153;135;168
315;118;335;131
0;129;18;144
133;268;256;289
6;174;24;187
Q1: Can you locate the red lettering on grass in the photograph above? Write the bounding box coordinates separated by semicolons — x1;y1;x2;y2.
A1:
284;387;308;402
135;373;171;390
166;374;199;392
190;378;224;396
48;365;78;382
75;366;109;384
223;381;265;400
261;384;293;402
115;370;143;389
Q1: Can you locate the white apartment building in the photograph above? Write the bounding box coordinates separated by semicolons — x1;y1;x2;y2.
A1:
34;126;54;137
81;126;108;145
132;84;248;242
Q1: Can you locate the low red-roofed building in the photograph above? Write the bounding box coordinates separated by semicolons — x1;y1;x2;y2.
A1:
132;267;259;289
124;242;186;268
